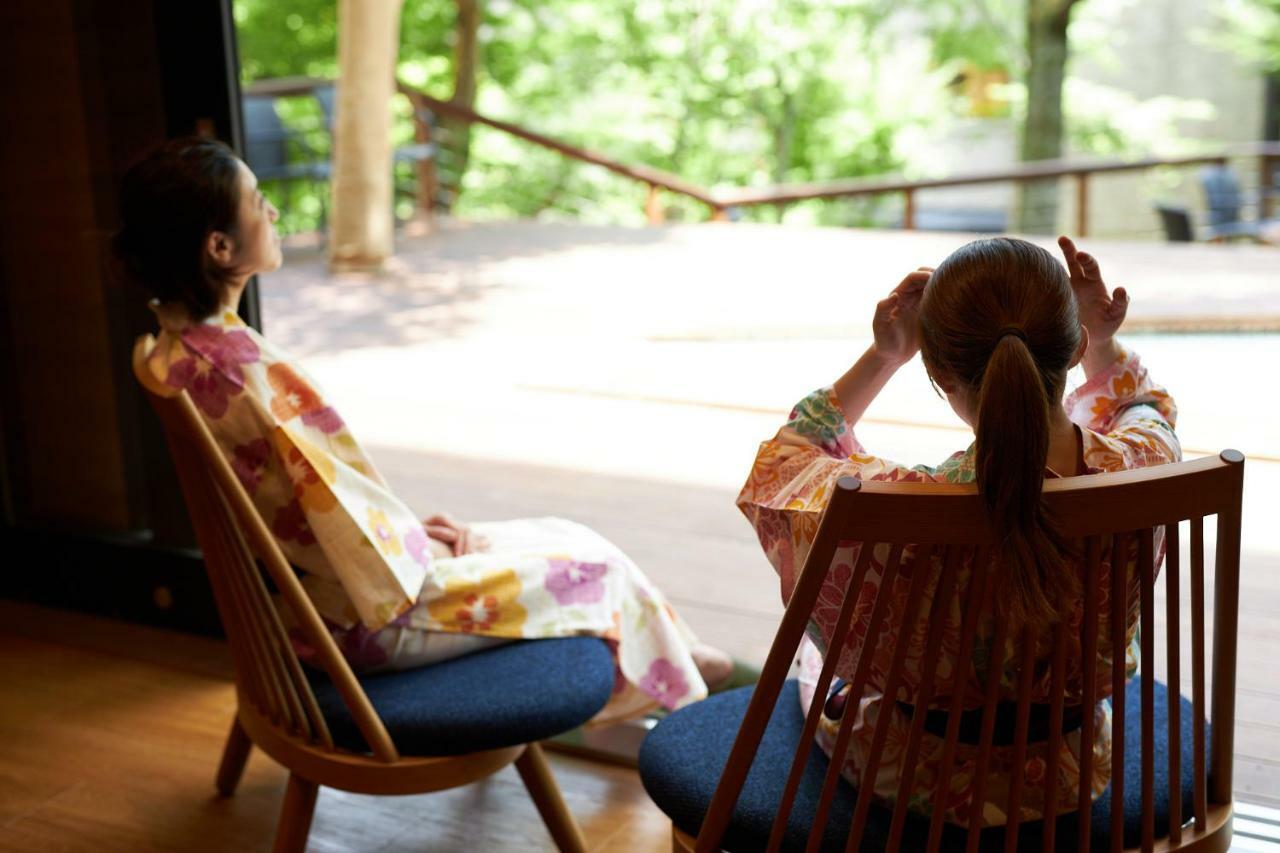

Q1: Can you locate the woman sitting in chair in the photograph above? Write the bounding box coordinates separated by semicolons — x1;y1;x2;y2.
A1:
115;137;731;723
737;237;1179;825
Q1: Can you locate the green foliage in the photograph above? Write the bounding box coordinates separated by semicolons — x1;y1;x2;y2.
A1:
234;0;1249;232
234;0;340;82
918;0;1022;73
1211;0;1280;73
453;0;940;224
234;0;951;229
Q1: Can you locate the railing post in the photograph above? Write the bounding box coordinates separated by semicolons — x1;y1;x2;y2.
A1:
1261;154;1276;220
645;183;664;225
412;96;439;217
902;188;915;230
1075;173;1089;237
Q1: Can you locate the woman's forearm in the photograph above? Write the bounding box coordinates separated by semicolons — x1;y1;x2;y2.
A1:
1081;336;1125;381
832;345;905;428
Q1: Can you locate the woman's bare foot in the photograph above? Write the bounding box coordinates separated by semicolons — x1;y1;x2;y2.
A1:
692;643;735;692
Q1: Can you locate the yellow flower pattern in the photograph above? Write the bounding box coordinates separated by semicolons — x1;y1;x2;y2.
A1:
147;302;706;720
737;343;1178;827
425;569;528;635
366;507;403;557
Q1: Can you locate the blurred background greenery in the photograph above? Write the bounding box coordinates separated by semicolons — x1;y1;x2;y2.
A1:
234;0;1280;235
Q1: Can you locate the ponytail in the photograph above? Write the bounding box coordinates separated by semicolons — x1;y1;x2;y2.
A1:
975;334;1074;626
919;237;1083;628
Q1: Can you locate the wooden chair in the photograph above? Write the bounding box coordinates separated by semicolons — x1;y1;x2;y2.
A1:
640;452;1244;852
133;335;611;852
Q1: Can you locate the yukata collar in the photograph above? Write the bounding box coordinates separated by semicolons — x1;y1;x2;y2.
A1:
150;299;245;333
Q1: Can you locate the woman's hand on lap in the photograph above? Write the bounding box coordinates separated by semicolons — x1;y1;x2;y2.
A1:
424;512;489;557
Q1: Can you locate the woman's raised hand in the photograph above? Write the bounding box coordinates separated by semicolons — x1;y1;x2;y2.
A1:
871;268;932;365
1058;235;1128;345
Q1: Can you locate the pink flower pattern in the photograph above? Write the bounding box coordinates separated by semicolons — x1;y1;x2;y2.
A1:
271;500;315;547
739;346;1180;827
230;438;272;494
301;407;345;433
166;325;260;417
544;559;608;605
638;657;691;708
148;305;708;724
403;526;431;567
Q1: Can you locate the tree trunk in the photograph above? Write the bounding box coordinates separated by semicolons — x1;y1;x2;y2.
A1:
1014;0;1078;234
329;0;405;271
441;0;479;208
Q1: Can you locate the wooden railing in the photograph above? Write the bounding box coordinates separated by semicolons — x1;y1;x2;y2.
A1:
247;76;1280;236
393;84;728;219
717;145;1280;236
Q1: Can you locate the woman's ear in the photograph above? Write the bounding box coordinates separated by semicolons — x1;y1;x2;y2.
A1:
1069;324;1090;369
930;371;958;394
204;229;235;269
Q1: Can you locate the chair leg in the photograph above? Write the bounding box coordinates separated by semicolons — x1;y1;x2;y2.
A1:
215;717;253;796
272;772;319;853
514;742;588;853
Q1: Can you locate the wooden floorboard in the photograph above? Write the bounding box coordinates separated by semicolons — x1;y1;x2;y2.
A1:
3;599;1277;849
0;602;671;853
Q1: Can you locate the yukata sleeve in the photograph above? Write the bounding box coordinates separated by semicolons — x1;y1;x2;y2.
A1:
264;422;434;631
1064;342;1181;468
735;386;944;602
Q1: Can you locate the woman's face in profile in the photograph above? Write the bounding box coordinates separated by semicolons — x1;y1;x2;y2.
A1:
227;158;282;278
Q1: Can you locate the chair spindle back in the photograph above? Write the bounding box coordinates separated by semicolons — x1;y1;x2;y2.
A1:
697;451;1244;853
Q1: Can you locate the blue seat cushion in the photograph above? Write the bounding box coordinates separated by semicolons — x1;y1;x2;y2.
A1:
639;678;1202;851
308;637;615;757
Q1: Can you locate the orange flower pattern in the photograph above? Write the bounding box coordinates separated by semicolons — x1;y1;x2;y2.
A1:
427;569;528;635
147;303;706;720
738;343;1178;827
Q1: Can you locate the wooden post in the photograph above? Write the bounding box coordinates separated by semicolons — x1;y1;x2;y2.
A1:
1262;155;1276;220
329;0;405;272
1075;172;1089;237
902;188;915;230
1209;450;1246;804
411;96;439;218
645;183;664;225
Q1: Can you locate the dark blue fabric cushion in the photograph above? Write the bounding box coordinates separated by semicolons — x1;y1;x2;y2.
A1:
639;678;1202;852
308;637;615;757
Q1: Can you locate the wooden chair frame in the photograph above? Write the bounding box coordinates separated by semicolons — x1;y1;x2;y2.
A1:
682;451;1244;853
133;336;587;853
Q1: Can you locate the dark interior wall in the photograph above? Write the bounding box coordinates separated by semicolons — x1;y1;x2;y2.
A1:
0;0;250;632
0;2;158;534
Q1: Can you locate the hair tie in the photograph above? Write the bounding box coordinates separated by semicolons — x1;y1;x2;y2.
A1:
997;325;1027;343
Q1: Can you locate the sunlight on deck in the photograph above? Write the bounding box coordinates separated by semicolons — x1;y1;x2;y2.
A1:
265;220;1280;807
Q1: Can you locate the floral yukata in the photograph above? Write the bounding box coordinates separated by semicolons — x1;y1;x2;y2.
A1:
737;345;1179;827
149;303;706;722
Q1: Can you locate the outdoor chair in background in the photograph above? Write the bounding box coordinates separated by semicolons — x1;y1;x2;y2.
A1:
243;94;332;230
313;83;443;214
1198;164;1278;242
641;454;1244;852
133;335;615;853
1154;204;1194;243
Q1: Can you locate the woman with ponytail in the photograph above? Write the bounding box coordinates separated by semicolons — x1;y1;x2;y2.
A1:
738;236;1179;828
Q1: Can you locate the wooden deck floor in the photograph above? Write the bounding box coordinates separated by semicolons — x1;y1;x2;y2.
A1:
0;602;672;852
253;221;1280;810
4;602;1279;851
